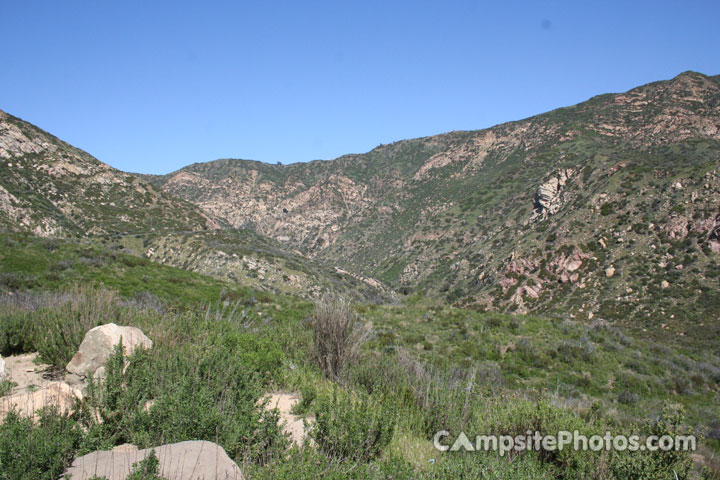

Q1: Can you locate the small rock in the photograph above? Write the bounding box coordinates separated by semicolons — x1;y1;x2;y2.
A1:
605;266;616;278
66;323;152;378
661;280;670;289
64;440;244;480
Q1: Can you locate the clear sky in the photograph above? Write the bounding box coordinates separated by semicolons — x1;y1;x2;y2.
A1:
2;1;719;174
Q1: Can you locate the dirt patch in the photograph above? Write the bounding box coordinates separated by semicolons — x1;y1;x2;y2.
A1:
265;392;312;446
2;353;55;395
1;352;84;420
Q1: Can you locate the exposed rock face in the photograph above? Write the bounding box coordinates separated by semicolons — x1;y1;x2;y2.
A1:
0;355;6;380
64;440;244;480
533;169;574;217
66;323;152;378
0;381;82;420
709;213;720;253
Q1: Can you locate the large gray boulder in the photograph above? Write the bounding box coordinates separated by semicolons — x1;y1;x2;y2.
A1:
66;323;152;378
64;440;244;480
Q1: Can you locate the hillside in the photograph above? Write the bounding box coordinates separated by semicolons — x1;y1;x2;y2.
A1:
150;71;720;350
138;229;391;301
0;109;219;236
2;72;720;478
0;110;387;300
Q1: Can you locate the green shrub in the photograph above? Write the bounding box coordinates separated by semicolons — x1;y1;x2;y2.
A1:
473;398;605;477
555;339;595;363
245;448;416;480
213;328;285;382
292;384;317;415
0;379;17;396
0;408;83;480
609;403;694;479
79;336;287;465
617;390;640;405
126;449;165;480
311;388;397;462
425;452;552;479
0;312;35;356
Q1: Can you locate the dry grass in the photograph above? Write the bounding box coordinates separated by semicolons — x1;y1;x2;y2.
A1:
309;296;371;380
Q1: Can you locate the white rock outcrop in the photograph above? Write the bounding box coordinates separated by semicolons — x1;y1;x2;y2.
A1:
533;168;574;218
66;323;152;378
0;354;6;381
64;440;244;480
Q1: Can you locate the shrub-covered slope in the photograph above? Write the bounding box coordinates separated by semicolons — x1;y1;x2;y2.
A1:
150;72;720;348
0;109;219;236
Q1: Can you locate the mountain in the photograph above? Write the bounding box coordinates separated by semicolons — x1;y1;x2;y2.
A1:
0;110;388;301
150;71;720;349
0;109;219;236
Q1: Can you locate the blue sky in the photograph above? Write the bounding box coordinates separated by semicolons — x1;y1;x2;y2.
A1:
2;1;719;174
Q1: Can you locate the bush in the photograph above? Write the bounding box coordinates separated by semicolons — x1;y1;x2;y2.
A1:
0;408;83;480
79;335;287;465
311;388;397;462
0;312;35;356
292;384;317;415
555;339;595;363
0;285;140;368
609;403;694;479
126;449;164;480
473;398;603;476
245;448;416;480
309;296;371;380
617;390;640;405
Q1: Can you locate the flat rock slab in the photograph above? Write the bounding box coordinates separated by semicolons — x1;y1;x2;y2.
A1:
1;381;82;420
64;440;244;480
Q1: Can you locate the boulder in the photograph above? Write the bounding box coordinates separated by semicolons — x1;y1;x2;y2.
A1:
0;354;6;381
64;440;244;480
66;323;152;378
0;381;82;420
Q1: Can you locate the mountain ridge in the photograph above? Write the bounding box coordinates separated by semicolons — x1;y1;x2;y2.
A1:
2;71;720;349
144;70;718;175
0;108;221;236
149;71;720;350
